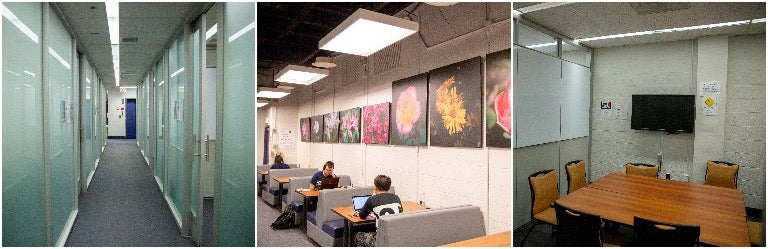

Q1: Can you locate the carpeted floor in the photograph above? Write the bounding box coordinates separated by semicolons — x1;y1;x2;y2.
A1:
257;198;318;247
65;139;195;247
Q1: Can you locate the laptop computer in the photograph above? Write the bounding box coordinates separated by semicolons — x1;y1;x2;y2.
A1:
352;195;372;212
319;177;339;190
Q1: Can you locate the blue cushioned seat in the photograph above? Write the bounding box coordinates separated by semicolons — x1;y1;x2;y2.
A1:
282;194;287;204
289;200;304;212
268;187;288;196
322;219;346;238
307;211;317;225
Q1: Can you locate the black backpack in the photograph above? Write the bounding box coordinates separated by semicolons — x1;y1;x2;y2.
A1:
271;206;296;230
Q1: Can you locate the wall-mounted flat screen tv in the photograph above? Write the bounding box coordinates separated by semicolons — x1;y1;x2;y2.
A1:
631;94;695;133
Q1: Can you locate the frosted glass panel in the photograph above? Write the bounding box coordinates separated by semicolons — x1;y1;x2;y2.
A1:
514;46;561;148
156;59;166;187
168;32;185;217
216;2;255;246
561;60;591;140
47;4;77;244
191;27;201;216
82;58;95;188
2;2;46;246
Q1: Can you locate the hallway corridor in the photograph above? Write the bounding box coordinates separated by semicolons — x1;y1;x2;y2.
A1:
65;139;194;247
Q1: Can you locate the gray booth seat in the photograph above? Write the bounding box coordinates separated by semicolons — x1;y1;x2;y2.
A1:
257;165;271;197
376;205;486;247
306;186;374;247
283;175;352;211
261;168;316;207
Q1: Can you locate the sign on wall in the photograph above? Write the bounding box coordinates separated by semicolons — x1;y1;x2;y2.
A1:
277;129;295;149
700;81;720;116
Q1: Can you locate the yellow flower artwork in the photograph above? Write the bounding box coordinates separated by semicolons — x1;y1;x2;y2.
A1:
436;76;467;135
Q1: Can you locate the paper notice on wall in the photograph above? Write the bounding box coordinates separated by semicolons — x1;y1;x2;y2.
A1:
614;102;627;120
600;100;612;118
703;95;718;116
278;130;295;149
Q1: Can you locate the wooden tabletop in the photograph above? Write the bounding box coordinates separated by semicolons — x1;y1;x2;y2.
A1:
273;177;290;183
259;170;268;175
296;189;319;197
331;201;427;223
558;172;749;247
440;231;511;247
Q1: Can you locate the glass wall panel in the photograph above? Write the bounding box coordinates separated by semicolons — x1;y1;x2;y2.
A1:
168;32;186;217
155;58;166;188
515;21;558;57
216;2;255;246
2;2;46;246
191;26;201;217
47;4;77;244
81;57;95;189
562;41;592;68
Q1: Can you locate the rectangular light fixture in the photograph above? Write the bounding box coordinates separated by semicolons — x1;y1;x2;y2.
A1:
256;99;269;108
105;2;120;86
257;87;290;99
319;8;418;56
575;18;764;43
275;65;329;85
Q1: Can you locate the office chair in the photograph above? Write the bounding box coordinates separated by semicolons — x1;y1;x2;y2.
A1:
553;201;602;246
633;216;700;246
521;169;559;246
625;163;659;178
565;160;587;194
704;160;738;189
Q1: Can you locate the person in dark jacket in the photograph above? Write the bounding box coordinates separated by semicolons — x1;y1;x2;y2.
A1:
270;154;290;169
353;175;403;246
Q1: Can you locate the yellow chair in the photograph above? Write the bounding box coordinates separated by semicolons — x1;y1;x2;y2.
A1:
625;163;659;178
565;160;587;194
521;169;559;246
748;220;764;246
704;160;738;189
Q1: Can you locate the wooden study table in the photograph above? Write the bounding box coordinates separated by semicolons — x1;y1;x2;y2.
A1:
557;172;749;247
272;177;291;209
440;230;511;247
295;189;319;231
331;201;427;247
258;170;269;197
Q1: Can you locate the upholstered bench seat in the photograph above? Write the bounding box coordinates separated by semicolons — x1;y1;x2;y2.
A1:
321;219;346;238
307;211;317;225
289;200;304;212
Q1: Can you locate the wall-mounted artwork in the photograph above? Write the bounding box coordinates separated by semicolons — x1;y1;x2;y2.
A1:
486;49;511;148
390;73;428;146
324;112;340;143
428;57;483;148
300;117;310;142
310;115;324;142
362;102;390;144
339;107;361;143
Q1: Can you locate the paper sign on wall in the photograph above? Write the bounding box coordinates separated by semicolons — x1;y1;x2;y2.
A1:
700;81;720;116
614;102;627;120
600;101;612;118
278;130;295;149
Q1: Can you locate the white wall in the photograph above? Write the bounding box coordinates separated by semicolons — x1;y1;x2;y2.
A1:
267;3;511;234
106;86;137;137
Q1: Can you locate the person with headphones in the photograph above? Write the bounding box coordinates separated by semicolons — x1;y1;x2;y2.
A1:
309;161;339;190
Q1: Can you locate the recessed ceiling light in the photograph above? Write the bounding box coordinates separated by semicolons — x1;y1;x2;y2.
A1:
574;18;764;43
257;87;290;99
275;65;329;85
319;8;418;56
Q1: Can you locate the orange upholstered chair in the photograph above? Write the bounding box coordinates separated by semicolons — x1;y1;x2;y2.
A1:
704;160;738;189
565;160;587;194
625;163;659;178
521;169;559;246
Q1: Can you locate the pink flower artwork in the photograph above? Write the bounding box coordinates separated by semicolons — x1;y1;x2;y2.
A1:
395;86;421;136
362;102;390;144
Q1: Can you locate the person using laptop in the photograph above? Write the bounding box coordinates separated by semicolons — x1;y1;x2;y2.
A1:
309;161;338;191
353;175;403;246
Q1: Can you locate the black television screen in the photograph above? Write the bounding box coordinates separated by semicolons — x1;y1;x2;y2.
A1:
631;95;695;133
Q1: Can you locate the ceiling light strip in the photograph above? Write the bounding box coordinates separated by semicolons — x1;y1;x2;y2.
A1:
48;47;71;69
517;2;574;14
1;3;39;43
575;19;760;43
170;67;185;78
526;42;557;48
105;1;119;86
206;23;217;40
228;21;254;43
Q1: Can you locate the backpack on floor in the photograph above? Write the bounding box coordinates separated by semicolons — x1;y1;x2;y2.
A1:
271;206;296;230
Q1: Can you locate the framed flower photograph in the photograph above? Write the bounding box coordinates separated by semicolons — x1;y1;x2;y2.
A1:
428;57;483;148
486;49;511;148
390;73;428;146
339;107;361;143
362;102;390;144
310;115;324;142
324;112;340;143
300;117;311;142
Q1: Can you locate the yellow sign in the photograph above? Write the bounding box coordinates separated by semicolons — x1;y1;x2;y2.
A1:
705;97;715;107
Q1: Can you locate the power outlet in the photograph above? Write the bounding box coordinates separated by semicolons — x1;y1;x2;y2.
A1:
683;173;690;182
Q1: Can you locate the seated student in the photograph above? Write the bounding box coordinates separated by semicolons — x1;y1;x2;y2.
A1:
270;153;290;169
353;175;403;247
309;161;339;190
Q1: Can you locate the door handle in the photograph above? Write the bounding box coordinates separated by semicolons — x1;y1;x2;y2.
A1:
204;135;209;161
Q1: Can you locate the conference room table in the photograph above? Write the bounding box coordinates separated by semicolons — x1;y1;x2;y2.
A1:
440;230;511;247
331;201;427;247
272;177;291;209
557;172;749;247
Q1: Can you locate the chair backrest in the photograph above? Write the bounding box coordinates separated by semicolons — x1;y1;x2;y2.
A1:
633;216;700;246
267;168;317;190
315;186;375;225
286;176;313;205
704;160;738;189
376;205;486;247
625;163;659;178
565;160;587;194
554;201;602;247
528;169;559;216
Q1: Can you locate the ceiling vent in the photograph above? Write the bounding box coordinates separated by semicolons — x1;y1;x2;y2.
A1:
629;3;691;15
121;37;138;43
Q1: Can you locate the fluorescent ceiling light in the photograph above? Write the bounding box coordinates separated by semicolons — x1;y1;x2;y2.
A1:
257;87;291;99
170;67;184;78
575;18;764;43
228;21;254;43
206;23;217;40
106;2;120;86
275;65;329;85
526;42;557;48
2;3;39;43
256;99;269;108
512;9;523;17
517;2;574;14
319;8;418;56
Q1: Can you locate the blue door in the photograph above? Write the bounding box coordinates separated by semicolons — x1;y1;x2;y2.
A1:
126;99;136;139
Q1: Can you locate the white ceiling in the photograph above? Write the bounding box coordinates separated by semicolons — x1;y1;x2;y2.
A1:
55;2;210;87
514;2;765;49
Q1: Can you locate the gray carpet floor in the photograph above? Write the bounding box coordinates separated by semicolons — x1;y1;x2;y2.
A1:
257;198;318;247
65;139;195;246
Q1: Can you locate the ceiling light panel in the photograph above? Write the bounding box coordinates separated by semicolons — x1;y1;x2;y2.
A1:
319;8;418;56
257;87;290;99
275;65;329;85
